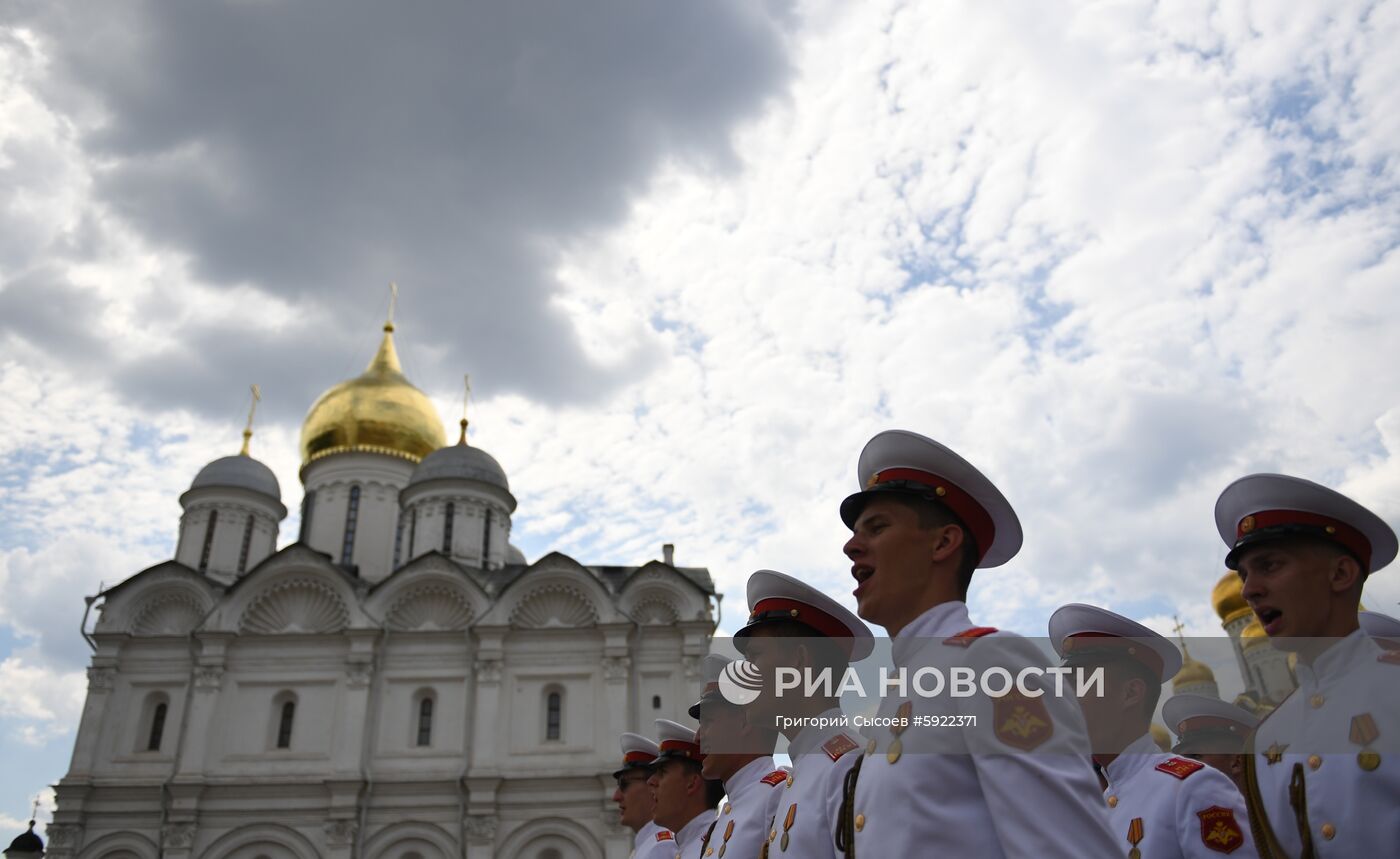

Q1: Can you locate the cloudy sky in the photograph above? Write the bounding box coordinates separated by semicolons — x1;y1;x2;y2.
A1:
3;0;1399;829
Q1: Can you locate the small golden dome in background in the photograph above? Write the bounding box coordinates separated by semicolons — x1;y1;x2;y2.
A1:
1149;723;1172;752
1212;571;1250;623
300;323;446;467
1173;656;1216;690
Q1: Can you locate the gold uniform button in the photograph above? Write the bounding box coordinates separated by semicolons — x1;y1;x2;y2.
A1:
705;850;713;857
1308;755;1322;770
1321;823;1336;840
786;774;794;787
1107;796;1118;808
1311;694;1325;709
854;814;865;832
723;803;731;814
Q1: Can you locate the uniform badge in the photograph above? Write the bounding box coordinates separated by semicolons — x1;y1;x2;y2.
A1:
1155;757;1205;779
1379;650;1400;666
780;803;796;852
1263;741;1288;765
993;688;1053;750
1351;713;1382;771
1126;817;1144;859
761;770;788;786
656;831;672;842
1197;806;1244;854
888;701;911;764
823;733;859;761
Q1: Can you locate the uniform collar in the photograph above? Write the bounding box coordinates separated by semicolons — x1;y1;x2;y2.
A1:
673;809;715;848
1103;732;1160;785
724;755;778;800
892;601;972;664
635;821;668;851
1294;627;1378;691
788;707;846;758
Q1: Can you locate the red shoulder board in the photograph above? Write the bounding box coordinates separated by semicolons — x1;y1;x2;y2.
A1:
1156;757;1205;779
656;831;673;842
944;627;998;646
823;733;860;761
1379;650;1400;665
761;770;788;786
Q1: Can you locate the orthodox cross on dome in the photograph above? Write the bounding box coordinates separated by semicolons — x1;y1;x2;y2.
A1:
240;384;261;456
458;374;471;445
1172;614;1192;660
385;282;399;331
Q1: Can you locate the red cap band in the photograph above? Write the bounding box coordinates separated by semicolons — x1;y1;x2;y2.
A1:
1063;632;1165;680
1237;510;1372;570
867;468;995;563
623;750;653;765
750;597;855;655
658;739;703;761
1176;716;1249;735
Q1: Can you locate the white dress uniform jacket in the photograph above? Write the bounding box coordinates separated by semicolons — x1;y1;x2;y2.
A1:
673;810;718;859
702;756;785;859
767;707;861;858
1102;732;1256;858
1246;629;1400;858
632;821;677;859
849;601;1120;857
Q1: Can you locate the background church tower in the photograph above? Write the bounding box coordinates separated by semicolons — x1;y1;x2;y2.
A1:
297;316;446;582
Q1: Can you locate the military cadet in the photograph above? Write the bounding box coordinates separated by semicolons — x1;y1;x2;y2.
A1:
733;569;873;858
690;653;786;859
1216;473;1400;857
1358;609;1400;648
1162;693;1259;792
1050;604;1257;858
647;718;725;859
838;430;1119;858
613;732;678;859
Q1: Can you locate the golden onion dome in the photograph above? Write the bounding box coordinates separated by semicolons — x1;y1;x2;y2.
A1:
299;323;446;467
1240;618;1270;650
1212;571;1250;623
1149;723;1172;752
1172;655;1216;690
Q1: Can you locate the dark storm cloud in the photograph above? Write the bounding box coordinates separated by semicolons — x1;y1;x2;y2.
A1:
4;0;791;409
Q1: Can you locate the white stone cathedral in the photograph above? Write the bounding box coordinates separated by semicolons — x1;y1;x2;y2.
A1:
49;321;717;859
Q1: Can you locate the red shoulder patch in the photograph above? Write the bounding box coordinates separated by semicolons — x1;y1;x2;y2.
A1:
761;769;788;786
943;626;999;646
993;688;1053;750
822;733;860;761
1156;757;1206;779
1197;805;1244;853
1378;650;1400;665
655;831;673;842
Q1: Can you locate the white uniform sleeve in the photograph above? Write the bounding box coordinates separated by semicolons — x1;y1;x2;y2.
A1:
1175;766;1257;859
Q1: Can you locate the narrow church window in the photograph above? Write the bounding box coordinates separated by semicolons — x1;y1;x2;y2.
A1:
341;485;361;566
482;508;493;564
299;490;316;542
392;512;405;569
199;510;219;573
416;696;434;747
407;507;418;560
443;502;455;554
147;702;168;751
546;691;562;741
652;695;661;710
276;700;295;748
238;514;255;572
